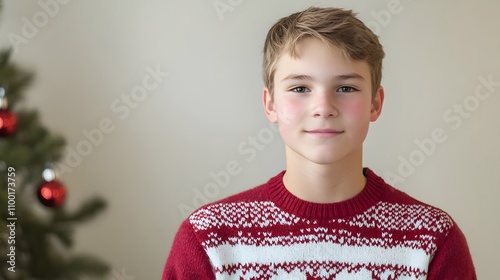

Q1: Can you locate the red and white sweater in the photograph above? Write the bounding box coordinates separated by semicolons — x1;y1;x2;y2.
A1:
163;168;476;279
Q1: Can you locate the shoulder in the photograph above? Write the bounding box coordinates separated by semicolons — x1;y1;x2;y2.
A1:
373;182;455;235
365;168;455;233
186;173;282;232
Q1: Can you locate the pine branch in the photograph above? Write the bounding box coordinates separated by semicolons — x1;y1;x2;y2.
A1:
0;7;109;277
53;197;107;224
0;49;34;108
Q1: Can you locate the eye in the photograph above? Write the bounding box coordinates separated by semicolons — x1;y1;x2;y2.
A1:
337;86;357;93
290;86;310;93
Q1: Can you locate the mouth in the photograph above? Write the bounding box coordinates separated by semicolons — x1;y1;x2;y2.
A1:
305;129;344;138
306;129;343;133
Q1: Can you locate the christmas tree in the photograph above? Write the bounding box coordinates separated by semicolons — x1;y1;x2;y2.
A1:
0;4;110;279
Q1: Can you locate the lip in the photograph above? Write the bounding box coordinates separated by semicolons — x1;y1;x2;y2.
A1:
305;129;344;138
307;129;343;133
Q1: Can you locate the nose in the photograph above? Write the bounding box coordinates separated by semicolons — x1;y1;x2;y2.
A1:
311;91;338;118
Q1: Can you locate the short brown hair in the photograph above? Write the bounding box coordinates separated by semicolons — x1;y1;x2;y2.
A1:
263;7;385;98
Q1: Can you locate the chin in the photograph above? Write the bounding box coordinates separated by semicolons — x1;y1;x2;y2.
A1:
287;146;357;166
304;153;348;165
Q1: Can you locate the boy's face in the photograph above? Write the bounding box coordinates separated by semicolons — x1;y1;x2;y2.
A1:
263;37;383;166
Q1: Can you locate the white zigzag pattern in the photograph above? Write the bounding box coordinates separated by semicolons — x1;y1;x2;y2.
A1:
347;202;453;232
190;201;453;233
189;201;307;231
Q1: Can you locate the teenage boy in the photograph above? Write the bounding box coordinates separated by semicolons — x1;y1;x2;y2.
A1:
163;6;476;279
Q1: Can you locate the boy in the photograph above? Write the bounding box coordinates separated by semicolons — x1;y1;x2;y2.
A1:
163;7;476;279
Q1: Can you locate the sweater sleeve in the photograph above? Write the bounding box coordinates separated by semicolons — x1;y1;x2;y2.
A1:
162;219;215;280
427;223;477;280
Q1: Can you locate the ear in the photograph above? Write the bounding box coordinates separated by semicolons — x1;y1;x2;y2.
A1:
263;87;278;123
370;86;384;122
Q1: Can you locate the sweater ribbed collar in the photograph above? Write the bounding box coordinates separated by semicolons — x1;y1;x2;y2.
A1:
267;168;387;221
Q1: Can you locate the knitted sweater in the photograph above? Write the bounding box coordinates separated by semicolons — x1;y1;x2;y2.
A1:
163;168;476;279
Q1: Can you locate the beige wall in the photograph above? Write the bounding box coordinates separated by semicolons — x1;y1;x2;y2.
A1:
1;0;498;279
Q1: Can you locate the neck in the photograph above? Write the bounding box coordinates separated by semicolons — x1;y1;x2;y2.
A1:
283;147;366;203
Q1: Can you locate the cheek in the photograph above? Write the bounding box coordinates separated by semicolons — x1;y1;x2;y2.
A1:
275;98;305;140
342;98;372;126
276;99;304;125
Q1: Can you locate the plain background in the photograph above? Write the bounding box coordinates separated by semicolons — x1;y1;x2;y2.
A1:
1;0;499;279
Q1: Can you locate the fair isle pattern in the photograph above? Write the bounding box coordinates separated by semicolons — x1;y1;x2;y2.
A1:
164;170;476;279
189;201;453;280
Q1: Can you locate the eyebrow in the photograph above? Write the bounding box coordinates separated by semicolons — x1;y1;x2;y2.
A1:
280;73;366;82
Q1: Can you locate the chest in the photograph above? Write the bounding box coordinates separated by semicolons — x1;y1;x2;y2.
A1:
204;227;434;280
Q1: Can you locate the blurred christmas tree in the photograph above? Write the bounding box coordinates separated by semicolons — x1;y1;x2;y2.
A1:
0;3;110;279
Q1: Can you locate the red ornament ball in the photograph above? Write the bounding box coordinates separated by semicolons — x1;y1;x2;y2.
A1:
0;108;17;137
37;180;66;208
